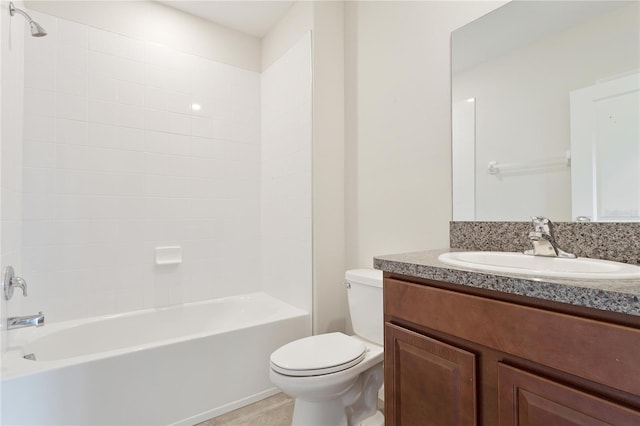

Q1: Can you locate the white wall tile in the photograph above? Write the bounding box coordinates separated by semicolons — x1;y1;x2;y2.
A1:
116;57;146;84
58;19;88;48
144;152;184;176
260;34;312;312
57;94;88;121
56;118;88;145
212;119;238;141
24;141;56;168
22;220;55;248
88;100;117;125
23;114;55;142
24;88;55;117
89;51;118;78
89;27;117;55
144;42;171;67
117;80;145;106
57;69;88;97
56;170;90;195
24;62;55;91
21;12;264;324
143;130;168;154
118;152;146;174
168;112;191;135
166;91;191;114
58;44;88;73
144;64;170;89
144;87;166;110
191;116;214;138
143;108;168;132
164;68;191;95
88;123;118;149
117;35;145;61
166;134;192;157
89;75;118;102
56;144;89;170
117;126;145;151
23;168;56;194
116;104;145;129
21;194;56;221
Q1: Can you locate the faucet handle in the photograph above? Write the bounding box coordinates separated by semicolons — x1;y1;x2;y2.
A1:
12;276;27;297
531;216;551;234
3;266;27;300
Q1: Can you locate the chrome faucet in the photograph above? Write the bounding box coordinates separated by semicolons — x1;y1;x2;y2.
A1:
524;217;576;258
7;312;45;330
3;266;28;300
2;266;45;330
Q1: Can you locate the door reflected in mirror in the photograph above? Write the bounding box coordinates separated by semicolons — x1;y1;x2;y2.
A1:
451;0;639;222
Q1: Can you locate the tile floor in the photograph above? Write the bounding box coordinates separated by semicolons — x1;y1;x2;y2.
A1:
197;393;385;426
196;393;294;426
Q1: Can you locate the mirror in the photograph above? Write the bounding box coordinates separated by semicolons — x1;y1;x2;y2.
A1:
451;0;639;222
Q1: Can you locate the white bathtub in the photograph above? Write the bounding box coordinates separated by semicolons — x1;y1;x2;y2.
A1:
1;292;310;425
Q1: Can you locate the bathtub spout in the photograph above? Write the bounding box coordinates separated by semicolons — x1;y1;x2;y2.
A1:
7;311;44;330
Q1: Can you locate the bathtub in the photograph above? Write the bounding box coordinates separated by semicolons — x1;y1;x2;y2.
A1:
1;292;309;425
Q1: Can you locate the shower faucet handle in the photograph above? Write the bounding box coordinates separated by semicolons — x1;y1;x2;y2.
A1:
3;266;28;300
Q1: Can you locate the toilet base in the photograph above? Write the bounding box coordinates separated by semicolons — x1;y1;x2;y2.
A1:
289;363;384;426
292;401;384;426
292;399;350;426
358;410;384;426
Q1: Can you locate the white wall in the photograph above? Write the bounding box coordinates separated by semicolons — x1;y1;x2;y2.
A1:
310;2;346;334
20;9;261;323
26;0;261;72
1;0;26;354
345;1;503;269
262;1;346;335
453;2;639;222
261;1;313;72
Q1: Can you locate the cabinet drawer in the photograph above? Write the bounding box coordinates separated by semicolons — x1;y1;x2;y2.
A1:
384;278;640;396
498;363;640;425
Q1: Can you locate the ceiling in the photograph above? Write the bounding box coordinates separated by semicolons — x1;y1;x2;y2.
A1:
157;1;295;38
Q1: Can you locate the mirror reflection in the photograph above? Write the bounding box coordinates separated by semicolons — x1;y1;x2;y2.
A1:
451;0;639;222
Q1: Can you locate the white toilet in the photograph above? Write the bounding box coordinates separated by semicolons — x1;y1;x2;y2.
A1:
269;269;385;426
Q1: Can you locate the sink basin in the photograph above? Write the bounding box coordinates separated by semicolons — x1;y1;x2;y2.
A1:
438;251;640;279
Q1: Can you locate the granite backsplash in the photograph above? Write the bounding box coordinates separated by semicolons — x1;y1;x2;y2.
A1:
450;221;640;265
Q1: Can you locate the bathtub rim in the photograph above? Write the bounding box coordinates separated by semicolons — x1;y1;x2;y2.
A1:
2;291;309;380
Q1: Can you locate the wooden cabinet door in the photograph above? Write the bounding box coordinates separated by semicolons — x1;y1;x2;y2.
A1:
385;323;477;426
498;363;640;425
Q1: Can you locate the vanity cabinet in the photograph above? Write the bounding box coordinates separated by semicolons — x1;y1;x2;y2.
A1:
497;363;640;425
385;323;477;425
383;275;640;426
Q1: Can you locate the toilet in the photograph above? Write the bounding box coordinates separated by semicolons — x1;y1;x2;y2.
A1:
269;269;385;426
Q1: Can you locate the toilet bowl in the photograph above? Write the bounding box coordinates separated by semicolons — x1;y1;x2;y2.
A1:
269;269;384;426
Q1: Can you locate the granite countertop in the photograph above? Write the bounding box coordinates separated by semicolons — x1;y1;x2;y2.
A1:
374;248;640;316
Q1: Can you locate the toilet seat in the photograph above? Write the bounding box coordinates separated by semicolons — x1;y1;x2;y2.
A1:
270;332;367;377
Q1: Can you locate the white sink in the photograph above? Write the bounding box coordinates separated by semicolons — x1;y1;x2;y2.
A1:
438;251;640;280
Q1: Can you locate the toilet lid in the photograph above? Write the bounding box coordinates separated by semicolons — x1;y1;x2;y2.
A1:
270;332;367;377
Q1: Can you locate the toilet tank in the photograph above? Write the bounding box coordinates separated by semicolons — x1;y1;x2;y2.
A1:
346;269;383;345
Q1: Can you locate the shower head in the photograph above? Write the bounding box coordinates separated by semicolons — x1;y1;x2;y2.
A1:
9;2;47;37
27;19;47;37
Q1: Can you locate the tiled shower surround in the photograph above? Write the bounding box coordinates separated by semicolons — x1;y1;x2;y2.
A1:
260;34;313;312
20;12;311;322
450;221;640;265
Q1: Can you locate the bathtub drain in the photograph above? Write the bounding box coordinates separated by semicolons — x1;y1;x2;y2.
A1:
23;353;36;361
